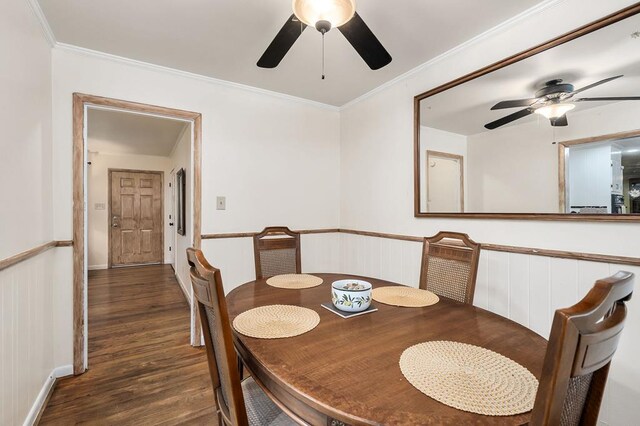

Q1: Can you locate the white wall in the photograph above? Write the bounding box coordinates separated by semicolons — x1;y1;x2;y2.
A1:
86;151;173;269
339;1;639;424
419;126;468;212
466;117;559;213
0;2;52;259
0;0;67;424
50;46;342;366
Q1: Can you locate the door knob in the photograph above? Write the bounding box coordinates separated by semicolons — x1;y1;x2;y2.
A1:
112;216;119;228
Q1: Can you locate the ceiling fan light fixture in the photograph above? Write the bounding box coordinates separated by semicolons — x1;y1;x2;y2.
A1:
534;103;575;119
292;0;356;28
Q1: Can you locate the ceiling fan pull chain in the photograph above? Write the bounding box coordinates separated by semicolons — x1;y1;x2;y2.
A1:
321;32;325;80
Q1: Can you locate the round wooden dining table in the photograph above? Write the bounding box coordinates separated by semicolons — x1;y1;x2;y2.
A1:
226;273;547;425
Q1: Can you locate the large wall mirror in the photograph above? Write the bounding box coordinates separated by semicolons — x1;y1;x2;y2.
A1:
414;4;640;221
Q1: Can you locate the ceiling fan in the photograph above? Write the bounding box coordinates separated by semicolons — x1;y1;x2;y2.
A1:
257;0;392;73
485;75;640;130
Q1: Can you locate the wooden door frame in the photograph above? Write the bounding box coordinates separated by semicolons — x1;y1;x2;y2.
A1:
426;150;465;213
73;93;202;375
107;168;164;268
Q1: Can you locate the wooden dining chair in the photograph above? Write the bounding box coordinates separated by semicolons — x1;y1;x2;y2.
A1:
186;248;297;425
253;227;301;279
530;271;634;426
418;231;481;304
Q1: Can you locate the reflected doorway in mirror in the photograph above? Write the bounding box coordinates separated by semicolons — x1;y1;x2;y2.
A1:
426;151;464;213
559;129;640;215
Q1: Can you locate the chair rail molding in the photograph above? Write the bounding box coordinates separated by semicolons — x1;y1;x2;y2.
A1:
201;228;640;267
0;241;72;272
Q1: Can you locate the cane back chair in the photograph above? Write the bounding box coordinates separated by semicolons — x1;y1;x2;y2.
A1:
253;227;301;280
186;248;296;425
419;231;481;304
530;271;634;426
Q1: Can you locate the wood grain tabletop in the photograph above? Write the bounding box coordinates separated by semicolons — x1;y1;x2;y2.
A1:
227;273;547;425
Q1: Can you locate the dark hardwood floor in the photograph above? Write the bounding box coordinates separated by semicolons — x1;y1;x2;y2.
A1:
40;265;216;425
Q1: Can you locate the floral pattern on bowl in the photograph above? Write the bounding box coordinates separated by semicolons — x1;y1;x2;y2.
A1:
331;279;372;312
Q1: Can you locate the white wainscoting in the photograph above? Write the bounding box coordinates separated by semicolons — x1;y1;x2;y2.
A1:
0;250;57;426
338;232;639;426
200;232;342;294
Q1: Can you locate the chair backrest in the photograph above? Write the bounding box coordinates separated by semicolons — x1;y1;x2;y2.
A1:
187;248;248;426
419;231;480;304
531;271;634;426
253;226;301;279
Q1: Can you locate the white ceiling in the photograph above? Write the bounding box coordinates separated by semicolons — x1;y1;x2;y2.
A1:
87;108;189;156
37;0;542;106
420;12;640;135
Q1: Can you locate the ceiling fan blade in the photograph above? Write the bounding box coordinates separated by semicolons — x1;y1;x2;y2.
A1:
484;108;534;130
338;12;391;70
574;96;640;102
570;75;623;95
257;15;307;68
550;115;568;127
490;99;538;110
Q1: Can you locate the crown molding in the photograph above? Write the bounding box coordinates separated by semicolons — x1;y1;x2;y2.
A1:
339;0;568;111
54;43;340;112
25;0;56;47
28;0;568;111
28;0;337;110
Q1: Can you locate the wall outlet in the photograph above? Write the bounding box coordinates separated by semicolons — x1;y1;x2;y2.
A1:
216;196;226;210
95;202;106;210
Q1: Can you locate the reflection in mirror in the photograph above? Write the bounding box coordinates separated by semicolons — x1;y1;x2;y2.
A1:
561;134;640;214
416;9;640;216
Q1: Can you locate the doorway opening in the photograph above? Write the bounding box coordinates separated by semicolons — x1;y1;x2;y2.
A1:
73;94;203;375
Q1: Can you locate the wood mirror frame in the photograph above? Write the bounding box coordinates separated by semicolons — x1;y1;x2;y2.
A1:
413;3;640;221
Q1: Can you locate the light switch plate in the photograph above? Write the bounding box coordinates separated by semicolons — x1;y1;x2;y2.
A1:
95;202;106;210
216;196;226;210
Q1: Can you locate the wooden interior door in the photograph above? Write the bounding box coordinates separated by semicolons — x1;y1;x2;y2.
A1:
109;170;163;267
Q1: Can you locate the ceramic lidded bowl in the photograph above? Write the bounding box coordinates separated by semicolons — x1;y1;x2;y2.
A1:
331;279;372;312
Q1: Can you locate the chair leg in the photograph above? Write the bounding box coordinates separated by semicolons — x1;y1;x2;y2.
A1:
237;355;244;379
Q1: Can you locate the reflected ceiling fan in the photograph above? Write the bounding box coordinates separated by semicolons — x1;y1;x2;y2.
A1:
485;75;640;130
257;0;392;75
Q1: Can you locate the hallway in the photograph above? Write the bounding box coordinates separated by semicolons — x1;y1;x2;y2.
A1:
40;265;215;424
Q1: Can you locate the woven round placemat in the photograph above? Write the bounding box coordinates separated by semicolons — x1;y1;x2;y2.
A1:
399;341;538;416
372;286;439;307
266;274;323;289
233;305;320;339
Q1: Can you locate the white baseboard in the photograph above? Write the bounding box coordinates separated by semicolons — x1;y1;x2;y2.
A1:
54;365;73;378
23;364;73;426
175;272;191;304
88;264;107;270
